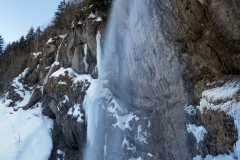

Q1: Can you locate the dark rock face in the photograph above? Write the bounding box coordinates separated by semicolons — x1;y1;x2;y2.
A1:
200;110;238;155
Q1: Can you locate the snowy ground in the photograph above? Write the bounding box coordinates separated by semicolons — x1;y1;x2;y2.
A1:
0;69;53;160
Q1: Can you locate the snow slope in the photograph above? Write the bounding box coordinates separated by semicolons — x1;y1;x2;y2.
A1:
0;69;53;160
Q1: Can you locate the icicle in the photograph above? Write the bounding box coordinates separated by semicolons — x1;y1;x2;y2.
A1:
83;43;89;73
96;31;102;79
55;43;62;62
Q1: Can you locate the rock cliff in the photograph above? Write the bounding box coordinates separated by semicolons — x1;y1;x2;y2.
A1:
0;0;240;160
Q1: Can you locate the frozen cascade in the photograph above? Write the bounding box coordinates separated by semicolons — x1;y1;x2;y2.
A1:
83;43;89;73
83;0;159;159
83;82;99;146
96;31;103;79
83;31;104;160
55;43;62;62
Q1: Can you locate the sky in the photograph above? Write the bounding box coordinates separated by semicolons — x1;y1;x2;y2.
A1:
0;0;62;44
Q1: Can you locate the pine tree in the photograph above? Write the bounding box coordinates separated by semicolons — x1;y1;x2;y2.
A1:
52;0;68;35
26;26;35;43
90;0;112;11
0;35;4;55
25;26;35;52
35;26;42;52
19;36;26;51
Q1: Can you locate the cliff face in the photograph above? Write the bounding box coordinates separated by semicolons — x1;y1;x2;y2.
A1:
0;0;240;160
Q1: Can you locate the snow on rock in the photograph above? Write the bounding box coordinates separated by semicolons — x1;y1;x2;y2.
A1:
57;95;70;112
57;149;65;160
59;34;67;39
88;12;96;19
193;81;240;159
112;112;139;131
184;105;197;115
46;34;67;45
93;17;102;22
50;67;93;90
10;68;35;108
58;81;67;85
78;21;82;25
148;120;151;128
67;103;84;123
46;38;54;45
197;82;240;114
105;96;140;131
147;153;154;157
122;136;137;154
137;125;147;144
31;52;42;59
50;67;77;78
193;154;236;160
89;4;94;8
96;17;102;21
71;20;75;28
63;95;69;103
186;124;207;146
129;157;143;160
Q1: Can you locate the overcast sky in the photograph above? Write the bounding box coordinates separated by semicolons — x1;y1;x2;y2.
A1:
0;0;61;44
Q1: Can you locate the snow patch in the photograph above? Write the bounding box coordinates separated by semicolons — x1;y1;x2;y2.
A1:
137;125;147;144
31;52;42;59
67;103;84;123
107;100;139;131
193;154;236;160
147;153;154;157
46;34;66;45
129;157;143;160
194;81;240;159
148;120;151;128
57;149;65;160
93;17;102;22
10;68;36;108
50;67;93;91
50;67;77;78
186;124;207;147
59;34;67;39
197;82;240;114
88;12;96;19
89;4;94;8
184;105;197;115
46;38;54;45
58;81;67;85
122;136;136;153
